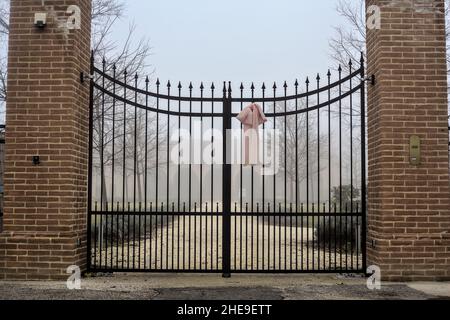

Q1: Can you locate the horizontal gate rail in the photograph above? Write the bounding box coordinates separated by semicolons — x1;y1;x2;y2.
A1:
88;53;367;275
91;211;364;218
94;65;360;101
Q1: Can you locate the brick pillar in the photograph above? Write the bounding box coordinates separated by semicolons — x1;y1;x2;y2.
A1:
0;0;91;280
366;0;450;281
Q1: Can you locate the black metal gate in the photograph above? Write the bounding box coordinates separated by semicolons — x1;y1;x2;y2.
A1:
88;53;367;275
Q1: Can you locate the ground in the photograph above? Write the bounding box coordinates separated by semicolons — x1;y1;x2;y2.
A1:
0;274;449;300
93;215;362;271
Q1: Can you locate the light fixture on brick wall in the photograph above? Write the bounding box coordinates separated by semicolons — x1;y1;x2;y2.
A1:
32;156;40;166
34;13;47;29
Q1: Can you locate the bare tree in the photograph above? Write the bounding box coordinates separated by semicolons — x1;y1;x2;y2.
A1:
0;0;161;205
330;0;450;105
0;0;153;115
87;0;157;205
330;0;450;178
0;0;8;116
328;0;366;135
331;0;450;66
270;101;326;205
329;0;366;71
328;0;372;192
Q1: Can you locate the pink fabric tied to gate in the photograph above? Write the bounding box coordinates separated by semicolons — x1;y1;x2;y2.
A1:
236;103;268;165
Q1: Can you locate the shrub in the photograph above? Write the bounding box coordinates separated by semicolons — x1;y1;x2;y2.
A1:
315;215;362;253
90;215;167;245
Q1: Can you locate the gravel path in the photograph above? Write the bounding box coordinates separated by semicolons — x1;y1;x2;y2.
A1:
93;215;361;271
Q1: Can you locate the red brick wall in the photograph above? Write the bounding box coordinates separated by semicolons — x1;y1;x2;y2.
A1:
0;0;91;280
366;0;450;281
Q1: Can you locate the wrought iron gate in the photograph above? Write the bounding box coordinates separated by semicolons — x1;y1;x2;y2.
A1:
88;53;367;275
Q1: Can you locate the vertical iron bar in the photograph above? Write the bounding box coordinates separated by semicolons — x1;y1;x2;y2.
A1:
111;65;117;269
301;203;304;271
116;202;119;268
279;203;281;270
200;83;204;269
334;202;337;270
178;82;182;270
155;212;159;270
205;203;209;270
306;77;310;271
150;203;153;269
256;203;259;270
87;52;95;271
155;79;160;270
172;202;174;269
182;203;186;269
360;54;367;273
94;202;97;268
188;83;193;270
338;65;343;270
246;203;249;270
133;73;138;270
217;203;219;270
345;202;348;270
356;202;360;270
138;203;142;269
100;59;106;270
234;204;242;269
268;203;271;270
127;202;130;269
273;82;276;271
211;83;215;270
144;76;149;270
294;80;299;271
160;202;163;270
283;81;287;271
222;82;232;278
251;84;255;271
166;81;171;270
239;83;243;271
122;69;128;270
349;60;354;270
317;74;320;271
290;203;293;270
261;83;266;271
327;70;331;270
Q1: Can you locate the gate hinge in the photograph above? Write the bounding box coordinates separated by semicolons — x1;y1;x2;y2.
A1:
80;71;94;84
362;74;376;86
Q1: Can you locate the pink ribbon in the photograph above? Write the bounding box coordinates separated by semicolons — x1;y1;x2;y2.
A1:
236;103;268;165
